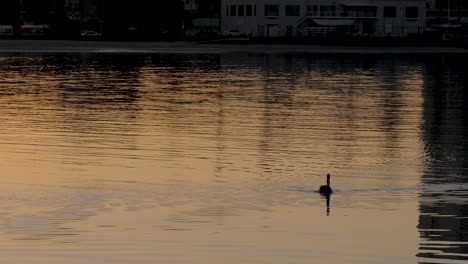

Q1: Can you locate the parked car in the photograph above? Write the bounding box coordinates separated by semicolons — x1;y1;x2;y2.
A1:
80;30;102;39
223;29;243;38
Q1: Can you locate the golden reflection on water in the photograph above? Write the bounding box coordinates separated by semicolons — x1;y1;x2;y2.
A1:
0;53;466;263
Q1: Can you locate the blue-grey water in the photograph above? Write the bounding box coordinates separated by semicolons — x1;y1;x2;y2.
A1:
0;52;467;263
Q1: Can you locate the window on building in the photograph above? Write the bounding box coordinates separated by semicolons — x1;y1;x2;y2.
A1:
435;1;448;9
230;5;237;16
307;5;319;16
246;5;252;16
319;6;336;16
285;5;300;16
239;5;245;16
264;5;280;17
405;7;418;19
385;24;393;34
343;6;377;17
320;6;326;16
226;5;229;16
384;6;396;17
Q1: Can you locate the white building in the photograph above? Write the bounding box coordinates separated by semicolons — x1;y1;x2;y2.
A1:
221;0;427;38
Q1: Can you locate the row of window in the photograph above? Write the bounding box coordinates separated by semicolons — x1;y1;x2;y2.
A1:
306;6;336;17
227;5;257;16
343;6;377;17
227;5;300;17
226;5;419;19
384;6;419;19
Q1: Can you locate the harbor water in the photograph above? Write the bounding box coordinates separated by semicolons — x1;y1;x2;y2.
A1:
0;52;467;263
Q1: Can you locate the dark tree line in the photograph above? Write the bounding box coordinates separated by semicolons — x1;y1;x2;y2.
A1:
103;0;183;39
0;0;185;39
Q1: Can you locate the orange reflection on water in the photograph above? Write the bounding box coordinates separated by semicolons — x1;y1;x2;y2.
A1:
0;53;460;263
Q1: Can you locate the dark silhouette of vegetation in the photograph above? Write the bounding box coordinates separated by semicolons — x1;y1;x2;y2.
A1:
103;0;183;40
0;0;184;40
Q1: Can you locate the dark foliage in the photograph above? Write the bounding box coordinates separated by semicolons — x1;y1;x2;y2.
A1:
1;0;185;40
102;0;184;40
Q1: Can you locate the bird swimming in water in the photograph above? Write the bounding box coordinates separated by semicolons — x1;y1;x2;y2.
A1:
319;174;333;194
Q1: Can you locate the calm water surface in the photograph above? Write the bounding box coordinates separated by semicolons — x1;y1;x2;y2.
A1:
0;53;467;263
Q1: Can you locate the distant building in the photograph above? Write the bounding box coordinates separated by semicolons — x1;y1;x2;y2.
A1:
221;0;427;38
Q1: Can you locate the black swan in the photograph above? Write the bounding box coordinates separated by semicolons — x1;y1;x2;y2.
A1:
319;174;333;194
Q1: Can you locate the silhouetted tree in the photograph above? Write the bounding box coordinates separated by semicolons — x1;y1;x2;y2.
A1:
2;0;186;40
0;0;21;36
103;0;183;40
197;0;221;17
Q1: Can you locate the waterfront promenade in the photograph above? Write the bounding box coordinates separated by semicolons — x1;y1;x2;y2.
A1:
0;40;466;54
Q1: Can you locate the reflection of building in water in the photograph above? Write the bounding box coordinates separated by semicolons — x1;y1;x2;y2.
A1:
418;55;468;261
218;53;425;192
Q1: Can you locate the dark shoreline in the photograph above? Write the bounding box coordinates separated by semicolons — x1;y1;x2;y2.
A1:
0;40;466;55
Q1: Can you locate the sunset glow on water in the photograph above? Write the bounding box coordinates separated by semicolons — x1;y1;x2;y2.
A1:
0;53;466;263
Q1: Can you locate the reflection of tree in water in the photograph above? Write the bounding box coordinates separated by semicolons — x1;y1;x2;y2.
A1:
54;54;144;168
418;55;468;262
137;54;223;165
0;54;145;169
59;54;142;111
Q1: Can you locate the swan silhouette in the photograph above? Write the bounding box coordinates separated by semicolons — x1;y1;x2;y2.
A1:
319;174;333;194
